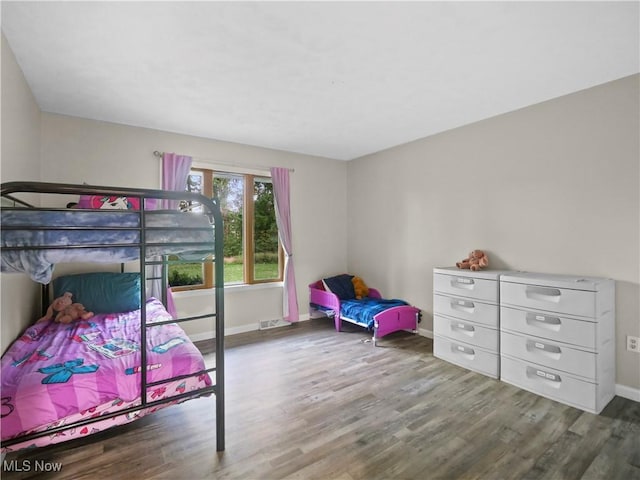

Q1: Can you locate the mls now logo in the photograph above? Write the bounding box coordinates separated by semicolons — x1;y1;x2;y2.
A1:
3;459;63;472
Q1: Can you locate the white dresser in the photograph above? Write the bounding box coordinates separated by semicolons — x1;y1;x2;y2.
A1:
499;272;615;414
433;267;509;379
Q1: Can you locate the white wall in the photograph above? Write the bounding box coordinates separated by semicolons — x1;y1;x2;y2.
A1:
39;113;349;335
3;33;638;395
347;74;640;391
1;34;348;350
0;34;42;352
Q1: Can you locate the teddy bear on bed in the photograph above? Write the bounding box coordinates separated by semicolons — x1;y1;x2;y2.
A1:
456;250;489;271
39;292;94;324
351;276;370;299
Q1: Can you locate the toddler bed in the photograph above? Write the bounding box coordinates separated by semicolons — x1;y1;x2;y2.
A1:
309;274;421;346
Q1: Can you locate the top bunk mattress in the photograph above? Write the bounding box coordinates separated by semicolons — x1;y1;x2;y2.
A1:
1;209;215;283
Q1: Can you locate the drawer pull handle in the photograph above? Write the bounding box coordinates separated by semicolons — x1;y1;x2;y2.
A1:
527;339;562;355
526;312;561;326
452;322;475;333
526;366;562;384
525;286;561;303
452;344;474;355
451;278;474;290
451;299;475;311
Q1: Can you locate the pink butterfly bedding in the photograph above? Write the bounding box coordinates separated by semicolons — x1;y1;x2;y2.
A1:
1;298;212;451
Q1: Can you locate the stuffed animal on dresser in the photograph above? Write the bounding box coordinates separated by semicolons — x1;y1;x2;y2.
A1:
39;292;94;324
456;250;489;271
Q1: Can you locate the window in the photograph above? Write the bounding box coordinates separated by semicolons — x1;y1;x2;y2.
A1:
169;168;283;290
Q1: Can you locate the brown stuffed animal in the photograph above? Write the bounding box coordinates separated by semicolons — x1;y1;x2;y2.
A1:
351;276;369;299
39;292;94;324
456;250;489;271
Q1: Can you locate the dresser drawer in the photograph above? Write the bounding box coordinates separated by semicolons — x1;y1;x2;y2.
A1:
501;281;595;318
434;315;499;352
500;356;599;413
434;335;499;378
434;273;499;302
500;330;596;379
433;293;499;328
500;306;596;350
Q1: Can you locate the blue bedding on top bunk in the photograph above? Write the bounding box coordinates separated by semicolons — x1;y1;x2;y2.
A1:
1;209;214;284
340;297;409;330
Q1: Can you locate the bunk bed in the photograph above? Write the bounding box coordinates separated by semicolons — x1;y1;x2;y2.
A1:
0;181;225;452
309;274;421;346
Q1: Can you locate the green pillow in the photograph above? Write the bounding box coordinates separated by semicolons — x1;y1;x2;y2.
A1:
53;272;141;314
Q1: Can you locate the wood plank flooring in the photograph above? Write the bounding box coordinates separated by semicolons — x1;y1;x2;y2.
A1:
2;318;639;479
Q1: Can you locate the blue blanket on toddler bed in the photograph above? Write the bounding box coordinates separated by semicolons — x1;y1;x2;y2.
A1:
340;297;409;330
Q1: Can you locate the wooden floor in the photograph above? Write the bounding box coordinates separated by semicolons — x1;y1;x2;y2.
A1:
3;319;640;480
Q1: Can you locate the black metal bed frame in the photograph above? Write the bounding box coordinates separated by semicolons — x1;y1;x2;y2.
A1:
0;181;225;452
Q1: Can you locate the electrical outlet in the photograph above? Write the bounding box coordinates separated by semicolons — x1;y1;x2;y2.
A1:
627;335;640;353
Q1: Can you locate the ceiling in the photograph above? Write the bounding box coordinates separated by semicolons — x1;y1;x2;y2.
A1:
2;2;638;161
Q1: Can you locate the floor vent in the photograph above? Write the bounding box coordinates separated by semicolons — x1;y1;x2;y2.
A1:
259;319;288;330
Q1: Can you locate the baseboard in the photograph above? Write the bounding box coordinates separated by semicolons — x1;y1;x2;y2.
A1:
188;324;254;342
418;327;433;339
188;315;312;342
259;318;291;330
191;316;426;341
615;383;640;402
189;324;638;403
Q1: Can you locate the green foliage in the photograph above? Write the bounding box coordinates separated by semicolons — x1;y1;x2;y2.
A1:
254;180;279;254
168;264;203;287
254;252;279;264
168;261;279;286
213;176;279;257
214;175;244;257
169;172;281;287
223;210;243;256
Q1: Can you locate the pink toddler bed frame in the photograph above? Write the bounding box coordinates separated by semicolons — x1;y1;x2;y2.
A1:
309;280;420;346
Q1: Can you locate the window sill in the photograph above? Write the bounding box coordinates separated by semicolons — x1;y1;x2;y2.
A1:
171;281;283;299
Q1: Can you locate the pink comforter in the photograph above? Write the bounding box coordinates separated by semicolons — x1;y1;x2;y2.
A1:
1;298;211;448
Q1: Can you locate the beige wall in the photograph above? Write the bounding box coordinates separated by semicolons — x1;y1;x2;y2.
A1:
1;32;348;346
39;113;348;336
1;34;43;352
347;74;640;391
2;33;638;395
1;30;348;343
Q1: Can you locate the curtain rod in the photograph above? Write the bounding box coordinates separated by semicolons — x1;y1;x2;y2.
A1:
153;151;294;173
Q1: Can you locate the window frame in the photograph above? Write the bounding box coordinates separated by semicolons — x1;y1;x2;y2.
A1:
169;167;283;292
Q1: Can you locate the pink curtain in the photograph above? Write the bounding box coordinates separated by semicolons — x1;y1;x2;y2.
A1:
162;152;193;210
270;167;299;322
152;152;192;318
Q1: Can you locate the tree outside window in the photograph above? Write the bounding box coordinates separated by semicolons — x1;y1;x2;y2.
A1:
169;168;282;289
